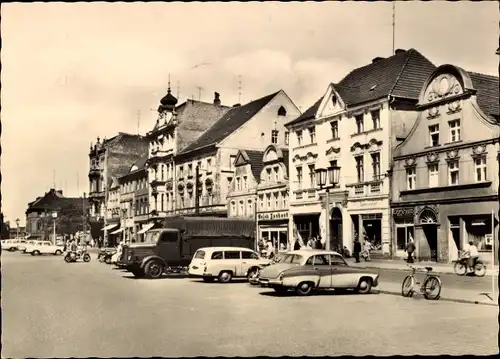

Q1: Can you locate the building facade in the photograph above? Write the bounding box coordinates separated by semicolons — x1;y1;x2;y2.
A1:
255;145;290;252
101;177;121;246
88;133;148;240
286;49;436;255
391;64;499;263
175;90;301;217
146;88;231;221
117;158;149;244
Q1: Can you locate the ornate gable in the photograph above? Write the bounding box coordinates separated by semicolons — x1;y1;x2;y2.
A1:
234;150;249;167
316;84;346;119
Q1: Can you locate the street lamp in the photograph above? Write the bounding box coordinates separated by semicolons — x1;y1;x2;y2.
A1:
51;212;58;245
315;164;341;251
15;218;20;239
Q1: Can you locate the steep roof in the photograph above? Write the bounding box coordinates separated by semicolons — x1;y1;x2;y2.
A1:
132;156;148;171
178;91;280;155
287;49;436;126
244;150;265;181
26;189;84;213
468;72;499;120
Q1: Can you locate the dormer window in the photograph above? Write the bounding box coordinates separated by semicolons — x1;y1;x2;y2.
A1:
278;106;287;116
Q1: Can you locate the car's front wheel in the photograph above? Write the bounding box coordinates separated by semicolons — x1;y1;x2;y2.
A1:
356;278;373;294
55;250;62;255
32;250;40;256
295;281;314;296
218;271;233;283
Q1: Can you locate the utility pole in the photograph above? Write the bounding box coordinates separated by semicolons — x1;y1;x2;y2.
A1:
195;165;200;215
196;86;203;101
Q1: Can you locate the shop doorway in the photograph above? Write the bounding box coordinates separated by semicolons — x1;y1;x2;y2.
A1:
420;209;438;262
330;207;343;252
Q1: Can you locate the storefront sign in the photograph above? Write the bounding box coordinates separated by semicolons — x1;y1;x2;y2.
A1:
257;211;289;221
392;207;415;219
351;199;385;209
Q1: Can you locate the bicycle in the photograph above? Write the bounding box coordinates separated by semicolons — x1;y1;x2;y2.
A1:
401;265;442;300
452;251;486;277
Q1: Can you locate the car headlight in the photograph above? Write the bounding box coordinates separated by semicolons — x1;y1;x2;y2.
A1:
278;273;284;281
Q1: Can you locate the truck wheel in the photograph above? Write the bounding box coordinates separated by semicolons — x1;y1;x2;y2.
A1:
218;271;232;283
247;267;260;281
145;260;164;279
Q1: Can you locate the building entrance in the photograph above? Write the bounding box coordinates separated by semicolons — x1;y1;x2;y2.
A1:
330;207;343;252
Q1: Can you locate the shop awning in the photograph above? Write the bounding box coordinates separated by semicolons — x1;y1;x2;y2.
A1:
137;223;155;235
101;224;118;231
110;228;124;235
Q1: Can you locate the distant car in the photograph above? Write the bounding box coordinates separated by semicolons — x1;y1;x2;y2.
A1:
1;239;27;252
26;241;64;256
258;249;379;296
188;247;271;283
19;240;39;253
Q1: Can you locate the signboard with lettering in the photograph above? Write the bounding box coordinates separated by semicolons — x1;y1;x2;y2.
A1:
257;211;289;221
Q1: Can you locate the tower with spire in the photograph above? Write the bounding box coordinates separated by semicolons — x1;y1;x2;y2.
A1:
157;75;178;127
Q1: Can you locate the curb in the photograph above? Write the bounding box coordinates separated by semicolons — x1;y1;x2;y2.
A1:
353;265;497;277
376;289;498;307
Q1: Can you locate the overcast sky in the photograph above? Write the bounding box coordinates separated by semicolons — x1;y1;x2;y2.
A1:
2;2;498;226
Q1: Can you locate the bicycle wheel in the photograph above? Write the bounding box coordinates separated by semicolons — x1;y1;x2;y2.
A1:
474;262;486;277
401;275;415;297
423;276;442;300
453;261;466;276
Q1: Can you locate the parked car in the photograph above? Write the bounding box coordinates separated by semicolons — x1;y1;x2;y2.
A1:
19;240;38;253
26;241;64;256
258;249;379;296
188;247;271;283
1;239;27;252
249;251;290;285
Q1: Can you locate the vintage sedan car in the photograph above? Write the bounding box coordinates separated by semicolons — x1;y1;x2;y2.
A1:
2;239;27;252
26;241;64;256
19;240;38;253
258;249;379;296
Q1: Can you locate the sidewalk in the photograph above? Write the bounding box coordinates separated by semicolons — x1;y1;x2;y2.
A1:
375;280;498;307
348;258;499;277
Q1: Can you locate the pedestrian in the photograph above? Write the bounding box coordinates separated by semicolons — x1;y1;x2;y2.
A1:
314;236;323;249
362;240;372;262
353;239;361;263
405;238;416;263
306;237;314;248
266;239;274;259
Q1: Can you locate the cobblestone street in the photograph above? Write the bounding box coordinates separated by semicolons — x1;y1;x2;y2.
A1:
2;252;498;357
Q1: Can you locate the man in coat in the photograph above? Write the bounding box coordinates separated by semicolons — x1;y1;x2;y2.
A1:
353;239;362;263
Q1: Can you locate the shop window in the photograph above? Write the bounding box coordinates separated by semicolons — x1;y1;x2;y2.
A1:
396;222;414;250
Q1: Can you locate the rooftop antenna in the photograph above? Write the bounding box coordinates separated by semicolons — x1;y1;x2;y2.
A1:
196;86;203;101
238;75;242;104
392;2;396;55
136;110;141;135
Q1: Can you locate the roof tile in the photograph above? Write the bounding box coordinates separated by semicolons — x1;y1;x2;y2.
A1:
468;72;499;120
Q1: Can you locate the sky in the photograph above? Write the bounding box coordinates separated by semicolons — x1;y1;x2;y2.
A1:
1;2;498;226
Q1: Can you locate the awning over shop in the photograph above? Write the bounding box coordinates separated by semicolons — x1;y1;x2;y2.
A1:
110;228;124;235
101;224;118;231
137;223;155;235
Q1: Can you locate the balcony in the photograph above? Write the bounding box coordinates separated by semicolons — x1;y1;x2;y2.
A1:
88;191;105;199
88;165;101;177
347;180;385;198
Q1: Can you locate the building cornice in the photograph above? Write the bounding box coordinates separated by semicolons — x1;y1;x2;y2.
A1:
391;194;498;207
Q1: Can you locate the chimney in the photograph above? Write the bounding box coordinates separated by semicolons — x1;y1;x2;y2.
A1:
372;57;385;63
395;49;406;55
213;92;221;106
233;103;241;107
57;190;63;196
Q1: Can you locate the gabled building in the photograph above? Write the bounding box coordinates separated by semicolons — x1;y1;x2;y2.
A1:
391;65;499;263
227;149;264;220
286;48;436;255
88;133;148;240
25;188;86;240
175;90;301;217
146;87;231;221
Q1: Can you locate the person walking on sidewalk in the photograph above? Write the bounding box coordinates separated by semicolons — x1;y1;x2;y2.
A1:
405;238;416;263
362;240;372;262
353;239;361;263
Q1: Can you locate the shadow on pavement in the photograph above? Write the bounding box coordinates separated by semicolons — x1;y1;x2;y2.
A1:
259;289;380;297
188;279;249;285
121;273;191;280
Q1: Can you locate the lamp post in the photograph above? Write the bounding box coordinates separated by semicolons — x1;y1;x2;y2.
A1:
315;165;341;251
15;218;20;239
51;212;57;245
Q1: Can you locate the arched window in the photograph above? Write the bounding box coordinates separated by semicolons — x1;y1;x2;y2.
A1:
278;106;287;116
419;209;437;224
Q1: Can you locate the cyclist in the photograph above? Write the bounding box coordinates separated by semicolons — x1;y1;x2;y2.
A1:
462;240;479;273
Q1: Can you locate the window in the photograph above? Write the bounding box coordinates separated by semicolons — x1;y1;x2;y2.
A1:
296;166;303;189
179;166;184;178
296;130;303;146
406;167;416;190
207;158;212;171
449;120;461;142
330;255;347;266
231;201;236;214
429;125;439;147
248;200;253;214
396;223;414;250
284;131;289;145
227;177;232;191
355;114;364;133
448;160;459;185
236;177;241;191
371;153;380;180
308;164;315;187
309;127;316;144
266;194;272;209
242;251;259;259
428;164;439;188
474;157;487;182
282;191;288;208
330;121;338;139
259;195;264;210
274;192;279;209
188;164;193;176
161;165;164;181
266;168;272;183
160;194;164;211
194;250;206;259
274;167;279;182
243;176;248;189
313;255;330;265
278;106;287;116
224;251;240;259
211;251;223;260
159;231;177;242
239;201;244;215
229;155;236;171
271;130;279;144
355;156;364;182
371;110;380;130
